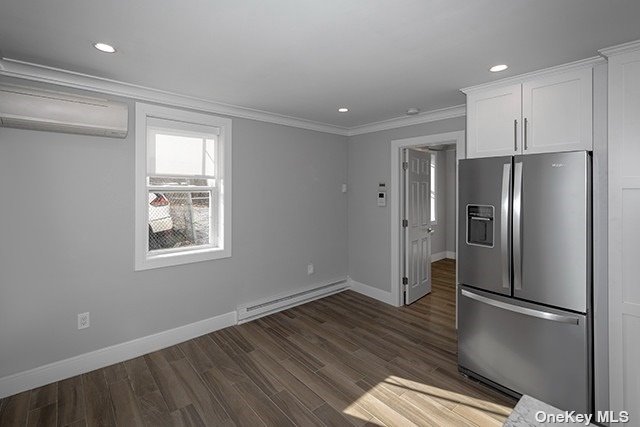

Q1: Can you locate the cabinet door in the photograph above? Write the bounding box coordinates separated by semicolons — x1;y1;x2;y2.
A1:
522;68;592;154
466;84;522;158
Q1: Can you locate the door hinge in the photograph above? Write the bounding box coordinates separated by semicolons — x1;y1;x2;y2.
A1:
402;277;408;285
402;219;408;228
402;161;408;170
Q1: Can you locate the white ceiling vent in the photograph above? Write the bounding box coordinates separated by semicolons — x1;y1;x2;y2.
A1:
0;84;128;138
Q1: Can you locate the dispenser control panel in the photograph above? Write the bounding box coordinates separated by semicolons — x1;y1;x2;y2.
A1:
466;205;494;247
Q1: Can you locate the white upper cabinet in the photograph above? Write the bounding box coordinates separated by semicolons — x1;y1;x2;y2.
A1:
466;84;521;158
522;68;592;154
464;65;594;159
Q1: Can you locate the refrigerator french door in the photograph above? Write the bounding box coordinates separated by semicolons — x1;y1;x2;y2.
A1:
458;155;512;296
457;151;592;413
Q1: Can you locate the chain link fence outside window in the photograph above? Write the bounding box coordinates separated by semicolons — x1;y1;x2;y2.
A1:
148;191;216;251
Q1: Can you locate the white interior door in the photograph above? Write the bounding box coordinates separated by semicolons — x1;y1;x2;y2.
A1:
403;148;433;305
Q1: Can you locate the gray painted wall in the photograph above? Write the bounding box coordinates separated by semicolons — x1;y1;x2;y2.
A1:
0;77;348;378
347;117;466;293
445;148;457;254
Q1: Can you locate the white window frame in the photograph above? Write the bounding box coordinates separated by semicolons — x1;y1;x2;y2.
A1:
135;102;232;270
430;152;437;225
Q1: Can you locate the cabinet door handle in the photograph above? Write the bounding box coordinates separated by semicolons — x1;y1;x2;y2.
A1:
524;117;528;150
514;119;518;152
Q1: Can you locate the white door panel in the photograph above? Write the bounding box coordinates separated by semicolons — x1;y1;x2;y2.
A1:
404;148;432;304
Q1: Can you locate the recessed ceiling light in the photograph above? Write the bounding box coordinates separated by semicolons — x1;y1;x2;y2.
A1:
489;64;508;72
93;42;116;53
338;107;349;113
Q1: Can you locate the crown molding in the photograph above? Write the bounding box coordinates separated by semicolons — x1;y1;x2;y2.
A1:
461;56;606;94
0;57;468;138
346;105;466;136
0;57;351;136
599;39;640;57
0;52;615;138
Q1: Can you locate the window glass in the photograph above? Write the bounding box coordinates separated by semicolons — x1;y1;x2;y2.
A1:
148;191;214;251
430;153;437;223
148;132;216;177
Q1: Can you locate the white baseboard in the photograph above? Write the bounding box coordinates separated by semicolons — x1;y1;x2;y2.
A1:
0;311;237;399
431;251;447;262
348;277;395;306
432;251;456;262
237;277;348;324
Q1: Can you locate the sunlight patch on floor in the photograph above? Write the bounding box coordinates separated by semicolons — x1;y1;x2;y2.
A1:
382;375;511;415
340;374;512;426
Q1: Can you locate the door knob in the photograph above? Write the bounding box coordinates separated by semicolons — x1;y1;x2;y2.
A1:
427;228;435;234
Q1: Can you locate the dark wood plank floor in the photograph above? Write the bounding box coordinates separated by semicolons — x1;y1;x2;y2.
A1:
0;259;516;426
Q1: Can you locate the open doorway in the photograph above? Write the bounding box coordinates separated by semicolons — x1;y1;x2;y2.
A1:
390;131;465;307
425;144;458;263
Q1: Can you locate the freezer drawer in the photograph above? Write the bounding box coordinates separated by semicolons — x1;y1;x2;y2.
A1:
458;286;591;413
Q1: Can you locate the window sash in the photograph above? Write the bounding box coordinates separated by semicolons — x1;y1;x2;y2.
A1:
146;188;218;254
147;126;218;179
147;183;216;191
146;242;219;257
147;173;217;181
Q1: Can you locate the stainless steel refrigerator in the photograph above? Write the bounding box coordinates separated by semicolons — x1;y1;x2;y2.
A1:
457;151;592;413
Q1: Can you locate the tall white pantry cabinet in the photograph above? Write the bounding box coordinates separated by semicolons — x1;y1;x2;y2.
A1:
601;40;640;424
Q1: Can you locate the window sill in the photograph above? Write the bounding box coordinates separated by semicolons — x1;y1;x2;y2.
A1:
135;246;231;271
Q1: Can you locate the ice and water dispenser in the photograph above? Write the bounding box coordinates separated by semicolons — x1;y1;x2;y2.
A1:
466;205;494;247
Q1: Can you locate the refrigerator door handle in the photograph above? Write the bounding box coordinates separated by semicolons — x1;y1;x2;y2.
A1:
501;163;511;290
461;289;580;325
513;161;523;290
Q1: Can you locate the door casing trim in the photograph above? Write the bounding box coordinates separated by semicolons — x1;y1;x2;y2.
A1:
390;131;465;307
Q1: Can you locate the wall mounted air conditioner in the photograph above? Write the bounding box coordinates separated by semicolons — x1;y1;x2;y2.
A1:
0;84;128;138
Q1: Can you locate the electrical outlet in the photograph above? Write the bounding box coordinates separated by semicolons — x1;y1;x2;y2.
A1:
307;263;314;275
78;312;90;330
341;183;347;193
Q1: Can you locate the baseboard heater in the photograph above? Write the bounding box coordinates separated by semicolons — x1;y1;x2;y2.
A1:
236;278;348;324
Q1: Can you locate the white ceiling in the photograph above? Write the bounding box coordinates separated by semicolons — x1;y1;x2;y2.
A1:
1;0;640;128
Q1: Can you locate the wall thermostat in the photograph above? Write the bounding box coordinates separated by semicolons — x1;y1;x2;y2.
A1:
378;182;387;206
377;192;387;206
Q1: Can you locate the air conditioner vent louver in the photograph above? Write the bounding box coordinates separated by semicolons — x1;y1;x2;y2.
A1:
0;84;128;138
